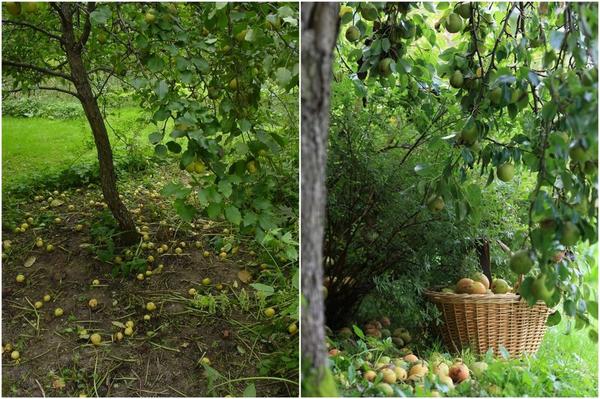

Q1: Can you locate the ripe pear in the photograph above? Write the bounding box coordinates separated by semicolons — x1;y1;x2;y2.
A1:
379;58;393;77
427;195;445;212
376;382;394;397
460;121;478;145
23;2;38;13
497;163;515;182
445;13;463;33
345;26;360;42
456;278;474;294
450;70;464;88
531;274;554;302
490;86;503;105
569;142;589;162
469;281;486;294
560;221;580;246
491;278;510;294
235;29;248;42
472;272;490;289
360;3;378;21
339;5;353;17
455;3;472;19
246;160;257;174
509;249;534;274
144;10;157;24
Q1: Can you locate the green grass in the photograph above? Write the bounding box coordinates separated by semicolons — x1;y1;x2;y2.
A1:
2;107;153;189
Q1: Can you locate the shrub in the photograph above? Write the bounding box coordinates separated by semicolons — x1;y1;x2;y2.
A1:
2;96;83;119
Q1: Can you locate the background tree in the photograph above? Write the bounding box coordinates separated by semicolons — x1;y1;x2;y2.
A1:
3;2;138;242
3;2;299;251
300;1;339;395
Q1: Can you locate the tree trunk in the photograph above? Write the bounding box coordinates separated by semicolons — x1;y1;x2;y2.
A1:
301;2;339;392
59;4;138;245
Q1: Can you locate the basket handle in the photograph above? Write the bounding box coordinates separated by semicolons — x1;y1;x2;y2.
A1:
475;238;492;283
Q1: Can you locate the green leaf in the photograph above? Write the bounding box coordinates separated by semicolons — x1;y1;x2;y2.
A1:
564;299;576;317
225;205;242;225
161;182;191;199
166;141;182;153
176;56;190;71
156;80;169;100
249;283;274;297
174;200;196;222
218;180;232;198
275;67;292;87
192;57;209;72
541;102;557;122
589;328;598;342
89;6;112;25
546;310;561;326
243;211;258;226
239;119;252;132
147;56;165;73
587;301;598;319
148;132;163;145
352;325;365;340
243;383;256;397
198;189;209;206
277;5;295;17
206;203;222;219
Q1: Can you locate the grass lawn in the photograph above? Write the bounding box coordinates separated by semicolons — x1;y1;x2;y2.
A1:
2;107;153;189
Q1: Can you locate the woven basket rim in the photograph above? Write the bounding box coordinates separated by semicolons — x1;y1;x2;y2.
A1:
423;288;549;307
424;288;520;299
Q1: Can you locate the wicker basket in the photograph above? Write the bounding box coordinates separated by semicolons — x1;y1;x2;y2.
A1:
424;289;551;358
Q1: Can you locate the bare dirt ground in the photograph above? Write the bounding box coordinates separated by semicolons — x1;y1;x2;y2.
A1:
2;172;298;397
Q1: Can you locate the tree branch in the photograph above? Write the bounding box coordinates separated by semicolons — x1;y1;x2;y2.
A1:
485;4;517;78
3;59;73;81
4;85;80;98
1;19;63;42
76;2;96;51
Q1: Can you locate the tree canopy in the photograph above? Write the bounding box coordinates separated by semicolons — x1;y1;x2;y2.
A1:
326;1;597;337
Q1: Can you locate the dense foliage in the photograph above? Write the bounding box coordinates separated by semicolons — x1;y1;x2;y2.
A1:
325;1;598;339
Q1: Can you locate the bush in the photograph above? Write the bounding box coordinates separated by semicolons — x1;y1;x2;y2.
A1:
2;96;83;119
2;150;149;200
324;79;535;330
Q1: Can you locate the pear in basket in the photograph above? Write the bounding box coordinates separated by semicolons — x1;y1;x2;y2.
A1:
491;278;511;294
455;278;473;294
468;281;487;294
472;272;490;289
